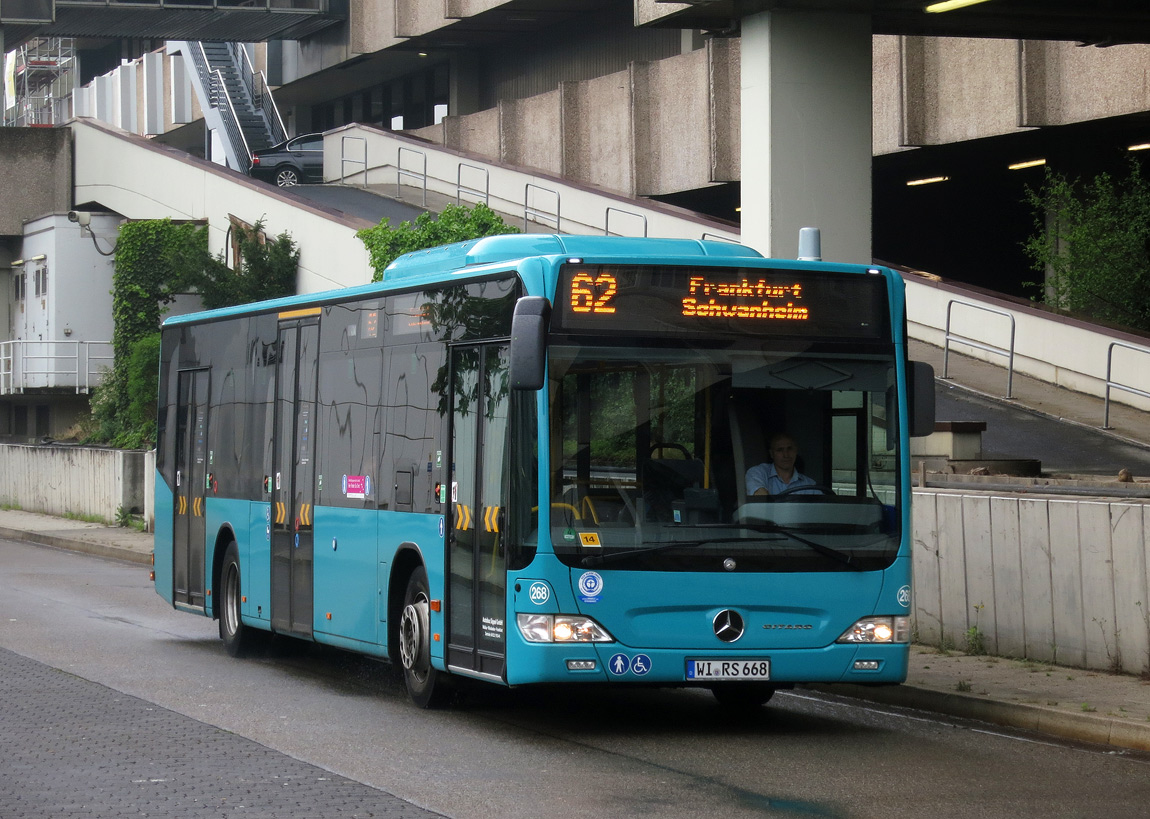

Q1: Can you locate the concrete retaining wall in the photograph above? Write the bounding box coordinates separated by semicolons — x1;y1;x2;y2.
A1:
0;444;145;523
913;489;1150;675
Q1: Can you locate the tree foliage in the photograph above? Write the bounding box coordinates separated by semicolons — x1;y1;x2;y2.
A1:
357;202;518;281
1024;162;1150;332
91;218;298;447
198;220;300;310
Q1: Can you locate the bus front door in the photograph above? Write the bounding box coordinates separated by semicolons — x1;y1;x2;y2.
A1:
271;318;319;637
447;343;510;681
173;368;208;609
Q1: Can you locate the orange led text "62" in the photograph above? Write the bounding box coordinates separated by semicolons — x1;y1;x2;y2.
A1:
570;271;618;314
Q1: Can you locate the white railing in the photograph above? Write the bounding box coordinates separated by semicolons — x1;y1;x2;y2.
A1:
1103;340;1150;429
0;340;113;395
943;299;1017;399
322;124;741;243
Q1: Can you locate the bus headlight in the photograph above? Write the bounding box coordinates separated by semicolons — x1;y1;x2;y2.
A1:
517;613;614;643
836;616;910;644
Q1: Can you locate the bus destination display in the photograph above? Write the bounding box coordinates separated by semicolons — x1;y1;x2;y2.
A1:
554;264;889;339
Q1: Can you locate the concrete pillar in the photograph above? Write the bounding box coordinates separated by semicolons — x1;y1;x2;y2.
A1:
143;51;164;135
740;11;872;263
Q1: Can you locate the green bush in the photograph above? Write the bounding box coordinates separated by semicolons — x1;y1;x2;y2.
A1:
197;220;299;309
358;202;518;281
1024;162;1150;332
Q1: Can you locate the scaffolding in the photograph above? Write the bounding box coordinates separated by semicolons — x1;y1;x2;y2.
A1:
4;38;76;127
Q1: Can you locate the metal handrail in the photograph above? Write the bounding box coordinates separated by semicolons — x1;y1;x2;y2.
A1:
240;44;286;145
604;207;646;237
457;163;489;206
701;232;739;243
340;136;368;187
525;184;560;232
0;340;113;395
943;299;1017;399
397;147;428;207
1103;340;1150;429
212;68;252;171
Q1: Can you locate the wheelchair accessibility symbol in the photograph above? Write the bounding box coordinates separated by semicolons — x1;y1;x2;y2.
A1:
608;653;651;676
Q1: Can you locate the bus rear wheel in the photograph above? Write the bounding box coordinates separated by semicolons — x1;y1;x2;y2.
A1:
219;541;261;657
710;683;776;709
398;567;451;708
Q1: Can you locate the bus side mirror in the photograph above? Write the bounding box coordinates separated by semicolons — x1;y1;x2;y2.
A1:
908;360;936;437
509;296;551;391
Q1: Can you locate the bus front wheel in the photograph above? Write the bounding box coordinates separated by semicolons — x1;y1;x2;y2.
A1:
219;541;261;657
398;567;452;708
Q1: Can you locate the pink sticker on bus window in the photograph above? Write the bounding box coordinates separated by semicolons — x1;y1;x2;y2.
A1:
345;475;367;499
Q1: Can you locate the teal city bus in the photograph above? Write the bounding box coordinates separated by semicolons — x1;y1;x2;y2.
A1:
153;234;934;708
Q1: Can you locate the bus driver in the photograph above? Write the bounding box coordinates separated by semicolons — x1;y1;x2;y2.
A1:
746;432;818;496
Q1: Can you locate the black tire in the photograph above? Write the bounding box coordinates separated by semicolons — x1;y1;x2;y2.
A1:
275;166;301;187
219;541;261;657
710;683;776;709
398;567;452;708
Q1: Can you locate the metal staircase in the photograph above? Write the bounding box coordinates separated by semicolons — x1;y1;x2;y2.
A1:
181;41;286;173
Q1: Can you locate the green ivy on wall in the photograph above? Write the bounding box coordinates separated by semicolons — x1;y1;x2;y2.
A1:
89;218;298;448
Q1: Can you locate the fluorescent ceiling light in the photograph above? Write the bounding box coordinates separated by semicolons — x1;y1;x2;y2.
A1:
906;176;949;186
1008;159;1046;170
926;0;994;13
1128;143;1150;152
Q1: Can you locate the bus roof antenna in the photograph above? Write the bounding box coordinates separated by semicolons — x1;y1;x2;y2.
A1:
797;227;821;261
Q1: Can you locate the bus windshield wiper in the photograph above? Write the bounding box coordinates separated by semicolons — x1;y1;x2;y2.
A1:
583;521;865;570
733;521;863;570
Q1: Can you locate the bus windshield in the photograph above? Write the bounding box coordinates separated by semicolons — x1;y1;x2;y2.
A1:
547;343;901;572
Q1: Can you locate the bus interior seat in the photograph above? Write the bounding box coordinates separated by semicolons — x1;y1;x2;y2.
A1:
642;456;717;523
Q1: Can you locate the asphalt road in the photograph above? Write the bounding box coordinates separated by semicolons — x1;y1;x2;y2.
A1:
935;381;1150;476
4;540;1150;818
287;183;427;226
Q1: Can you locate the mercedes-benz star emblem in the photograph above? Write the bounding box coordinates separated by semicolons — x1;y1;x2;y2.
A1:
713;609;745;643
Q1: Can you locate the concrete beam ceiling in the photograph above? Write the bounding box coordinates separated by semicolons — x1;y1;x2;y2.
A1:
1;4;346;50
644;1;1150;46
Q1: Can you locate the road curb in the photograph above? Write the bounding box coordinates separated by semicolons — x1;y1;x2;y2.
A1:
0;526;152;566
804;682;1150;752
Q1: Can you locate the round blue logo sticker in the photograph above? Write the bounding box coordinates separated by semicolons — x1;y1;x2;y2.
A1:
578;571;604;600
897;585;911;608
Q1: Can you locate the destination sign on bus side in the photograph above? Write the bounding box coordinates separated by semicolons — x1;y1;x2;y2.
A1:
554;265;889;339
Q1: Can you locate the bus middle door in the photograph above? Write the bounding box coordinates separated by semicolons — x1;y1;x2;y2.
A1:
447;343;510;681
271;315;320;637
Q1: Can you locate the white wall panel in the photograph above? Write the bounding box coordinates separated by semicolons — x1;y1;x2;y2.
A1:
1079;501;1118;670
962;495;995;651
990;496;1025;657
1018;498;1055;661
1110;504;1148;675
936;493;970;645
911;492;942;643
